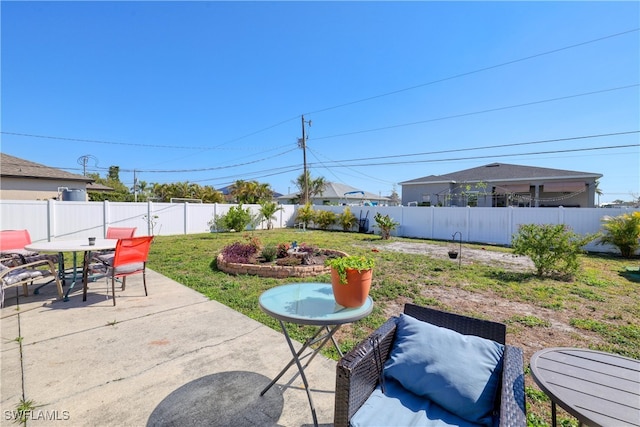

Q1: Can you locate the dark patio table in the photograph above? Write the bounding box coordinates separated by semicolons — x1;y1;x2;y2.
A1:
530;347;640;427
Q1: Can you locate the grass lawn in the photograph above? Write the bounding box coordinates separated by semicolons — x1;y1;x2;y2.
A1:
147;229;639;427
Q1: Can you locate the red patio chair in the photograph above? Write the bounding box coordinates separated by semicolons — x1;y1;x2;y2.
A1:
87;236;153;306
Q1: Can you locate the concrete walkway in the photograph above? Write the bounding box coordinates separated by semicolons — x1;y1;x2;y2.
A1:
1;270;337;426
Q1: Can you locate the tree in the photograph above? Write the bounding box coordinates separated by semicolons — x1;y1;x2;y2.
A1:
258;201;284;230
107;166;120;182
388;186;401;206
149;181;223;203
293;172;326;204
230;180;273;204
87;168;131;201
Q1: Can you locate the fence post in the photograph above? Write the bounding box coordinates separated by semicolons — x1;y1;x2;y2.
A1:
147;201;153;236
508;206;514;246
47;199;55;241
558;206;565;225
184;202;189;235
466;206;471;242
430;206;435;239
103;200;110;238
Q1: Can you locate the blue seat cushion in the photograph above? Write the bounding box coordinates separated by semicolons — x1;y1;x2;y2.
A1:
351;378;481;427
383;314;504;426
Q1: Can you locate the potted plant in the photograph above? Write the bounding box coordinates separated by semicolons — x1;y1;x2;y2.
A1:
325;255;375;307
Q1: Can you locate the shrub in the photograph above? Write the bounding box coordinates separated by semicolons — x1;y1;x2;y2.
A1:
315;210;337;230
224;204;254;232
208;213;227;232
338;206;358;231
511;224;596;279
221;242;259;264
295;203;315;228
276;243;290;259
597;212;640;258
261;244;278;262
374;212;399;240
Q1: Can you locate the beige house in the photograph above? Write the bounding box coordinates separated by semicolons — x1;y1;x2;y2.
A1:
399;163;603;208
0;153;94;200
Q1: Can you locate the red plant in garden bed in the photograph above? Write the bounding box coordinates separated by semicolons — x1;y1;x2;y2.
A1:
220;242;259;264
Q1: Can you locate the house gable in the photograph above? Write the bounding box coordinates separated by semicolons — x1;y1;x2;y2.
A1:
1;153;93;200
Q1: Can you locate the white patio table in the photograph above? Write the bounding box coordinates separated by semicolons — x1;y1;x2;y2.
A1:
25;239;117;302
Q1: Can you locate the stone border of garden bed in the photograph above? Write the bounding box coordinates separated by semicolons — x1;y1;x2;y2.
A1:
216;249;348;279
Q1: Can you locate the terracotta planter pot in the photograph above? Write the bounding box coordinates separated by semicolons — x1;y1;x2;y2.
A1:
330;267;373;308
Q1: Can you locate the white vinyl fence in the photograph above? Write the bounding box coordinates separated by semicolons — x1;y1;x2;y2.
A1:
1;200;637;254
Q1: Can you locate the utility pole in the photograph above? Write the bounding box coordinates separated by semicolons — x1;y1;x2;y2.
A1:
299;115;311;205
133;169;138;202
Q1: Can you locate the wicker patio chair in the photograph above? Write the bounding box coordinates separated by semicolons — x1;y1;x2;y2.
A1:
1;257;63;307
334;304;526;427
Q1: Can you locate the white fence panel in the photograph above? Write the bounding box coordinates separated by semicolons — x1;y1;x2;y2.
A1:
149;203;186;236
0;200;50;242
469;208;511;246
53;201;104;239
431;208;469;241
105;201;149;237
187;204;218;234
280;205;297;228
401;206;431;238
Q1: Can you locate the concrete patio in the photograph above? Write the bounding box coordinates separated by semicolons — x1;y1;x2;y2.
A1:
1;270;337;426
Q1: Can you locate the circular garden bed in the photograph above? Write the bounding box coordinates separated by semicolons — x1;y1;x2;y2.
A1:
217;249;348;279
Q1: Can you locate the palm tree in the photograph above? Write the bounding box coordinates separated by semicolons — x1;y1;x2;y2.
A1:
231;180;273;204
594;180;603;206
294;172;326;204
258;201;284;230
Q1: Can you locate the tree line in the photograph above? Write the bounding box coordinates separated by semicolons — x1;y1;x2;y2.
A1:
87;166;327;204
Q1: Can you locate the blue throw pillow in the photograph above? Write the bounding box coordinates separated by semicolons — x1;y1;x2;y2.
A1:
384;313;504;426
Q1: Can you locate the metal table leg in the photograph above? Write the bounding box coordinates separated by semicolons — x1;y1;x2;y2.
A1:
261;321;342;427
63;252;79;302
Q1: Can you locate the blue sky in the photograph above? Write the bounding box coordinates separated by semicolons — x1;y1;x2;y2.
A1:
2;1;639;203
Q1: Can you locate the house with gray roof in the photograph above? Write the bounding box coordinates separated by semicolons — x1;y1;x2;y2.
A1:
399;163;602;208
276;181;390;206
1;153;94;200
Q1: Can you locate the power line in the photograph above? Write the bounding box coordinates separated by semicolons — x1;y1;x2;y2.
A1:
304;28;640;116
104;147;299;173
307;146;395;186
324;131;640;163
0;131;292;152
312;144;640;168
311;85;639;141
4;29;636;152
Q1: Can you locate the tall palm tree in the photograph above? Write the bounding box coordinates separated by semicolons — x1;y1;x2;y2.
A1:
294;172;326;204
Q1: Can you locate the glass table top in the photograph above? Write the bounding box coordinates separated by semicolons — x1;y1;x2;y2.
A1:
259;283;373;326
